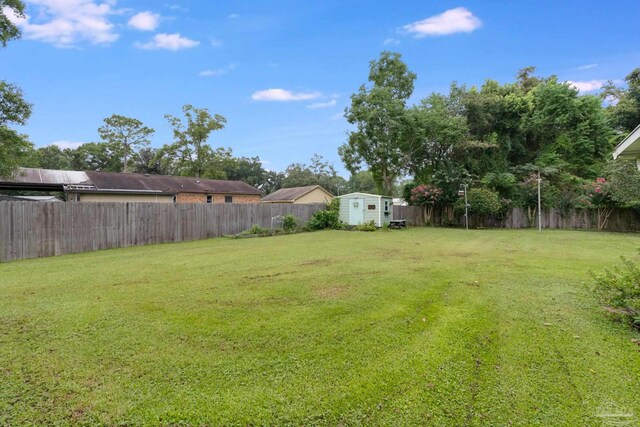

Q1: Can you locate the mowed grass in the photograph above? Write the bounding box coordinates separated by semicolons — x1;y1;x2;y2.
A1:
1;229;640;426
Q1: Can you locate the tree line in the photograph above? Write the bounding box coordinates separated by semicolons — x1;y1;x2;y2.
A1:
341;51;640;226
0;2;378;195
9;105;375;195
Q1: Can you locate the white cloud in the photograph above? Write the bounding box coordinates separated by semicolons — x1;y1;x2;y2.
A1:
136;33;199;50
403;7;481;37
228;13;239;19
199;63;236;77
6;0;119;47
307;99;337;109
165;4;187;12
52;140;85;149
128;11;160;31
566;79;606;92
251;89;321;101
383;38;400;46
578;63;598;70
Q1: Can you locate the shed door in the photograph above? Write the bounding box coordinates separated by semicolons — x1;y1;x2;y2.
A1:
348;198;364;225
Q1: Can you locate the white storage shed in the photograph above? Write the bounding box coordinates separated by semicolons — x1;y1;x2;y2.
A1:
337;192;393;227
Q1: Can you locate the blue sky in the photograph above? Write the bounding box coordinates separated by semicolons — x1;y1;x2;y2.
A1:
3;0;640;175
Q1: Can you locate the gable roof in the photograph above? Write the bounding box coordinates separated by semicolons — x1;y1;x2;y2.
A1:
613;124;640;161
261;185;332;202
336;192;391;199
0;168;261;195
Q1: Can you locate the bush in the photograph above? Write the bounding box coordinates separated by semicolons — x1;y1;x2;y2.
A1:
355;221;377;232
591;255;640;330
455;187;502;216
282;214;298;232
305;199;343;231
242;224;272;236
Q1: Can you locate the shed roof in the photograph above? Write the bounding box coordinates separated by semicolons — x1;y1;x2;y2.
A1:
261;185;332;202
336;192;391;199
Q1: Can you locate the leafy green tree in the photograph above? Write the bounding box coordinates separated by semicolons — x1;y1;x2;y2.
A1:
0;0;24;47
221;155;265;187
603;160;640;207
98;114;154;173
133;147;171;175
158;105;226;178
0;81;33;178
71;142;123;172
347;170;377;194
602;68;640;134
37;145;73;170
0;1;36;178
282;154;344;194
404;86;470;184
340;51;416;195
260;170;285;195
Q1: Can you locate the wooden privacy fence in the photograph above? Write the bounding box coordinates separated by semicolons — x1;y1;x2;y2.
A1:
393;205;640;232
0;202;325;262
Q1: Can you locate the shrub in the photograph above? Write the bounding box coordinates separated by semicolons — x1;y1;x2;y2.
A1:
454;187;502;216
355;221;377;232
282;214;298;232
591;255;640;330
242;224;271;236
305;199;343;231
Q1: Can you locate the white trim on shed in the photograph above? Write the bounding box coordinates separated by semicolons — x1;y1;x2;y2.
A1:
336;192;393;227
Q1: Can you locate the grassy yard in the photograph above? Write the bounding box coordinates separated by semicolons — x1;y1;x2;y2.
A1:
1;228;640;426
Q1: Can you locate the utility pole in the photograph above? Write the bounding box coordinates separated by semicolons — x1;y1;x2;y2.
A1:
537;171;542;232
459;184;469;230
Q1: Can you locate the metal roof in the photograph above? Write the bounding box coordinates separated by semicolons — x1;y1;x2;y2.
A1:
9;168;91;185
85;171;261;195
0;168;261;195
261;185;331;202
0;194;62;202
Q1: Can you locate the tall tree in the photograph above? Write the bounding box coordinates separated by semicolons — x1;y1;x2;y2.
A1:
0;80;33;178
602;68;640;134
71;142;123;172
98;114;154;173
37;145;73;170
133;147;171;175
347;170;377;194
0;0;24;47
282;154;345;194
340;51;416;195
158;105;226;178
0;2;34;178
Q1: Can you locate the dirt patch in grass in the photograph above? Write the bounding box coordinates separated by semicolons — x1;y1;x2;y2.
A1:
299;258;334;267
244;271;293;280
313;284;351;299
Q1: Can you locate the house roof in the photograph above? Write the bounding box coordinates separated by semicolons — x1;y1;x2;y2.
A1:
261;185;332;202
84;171;261;195
0;168;261;195
613;124;640;160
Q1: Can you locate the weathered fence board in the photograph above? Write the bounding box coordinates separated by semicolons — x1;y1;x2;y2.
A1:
393;205;640;231
0;202;325;262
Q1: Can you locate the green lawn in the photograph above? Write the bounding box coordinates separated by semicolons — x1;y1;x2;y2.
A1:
1;229;640;426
